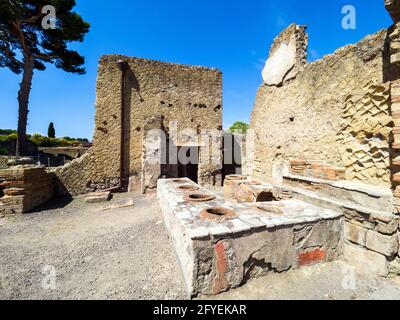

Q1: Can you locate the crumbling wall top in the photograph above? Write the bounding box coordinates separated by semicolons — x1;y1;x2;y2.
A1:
261;24;308;86
385;0;400;23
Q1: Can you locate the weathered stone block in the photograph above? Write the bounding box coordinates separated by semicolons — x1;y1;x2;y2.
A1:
365;230;398;257
343;243;388;277
344;222;367;246
391;52;400;64
84;191;111;203
388;258;400;276
376;219;399;235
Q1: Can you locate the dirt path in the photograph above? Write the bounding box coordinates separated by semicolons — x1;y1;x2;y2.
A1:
0;192;187;299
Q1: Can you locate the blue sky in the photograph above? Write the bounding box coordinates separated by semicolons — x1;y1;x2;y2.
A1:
0;0;393;140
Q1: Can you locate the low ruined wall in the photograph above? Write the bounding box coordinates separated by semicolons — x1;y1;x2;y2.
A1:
343;209;399;277
0;166;54;214
54;151;104;195
250;27;399;188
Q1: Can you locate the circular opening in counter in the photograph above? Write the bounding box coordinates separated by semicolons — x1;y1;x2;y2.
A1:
200;207;236;220
184;193;215;202
178;185;199;191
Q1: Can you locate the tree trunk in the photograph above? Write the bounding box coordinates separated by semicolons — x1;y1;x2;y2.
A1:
15;56;33;157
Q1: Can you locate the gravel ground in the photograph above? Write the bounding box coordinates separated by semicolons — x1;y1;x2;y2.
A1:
1;191;400;300
0;192;187;300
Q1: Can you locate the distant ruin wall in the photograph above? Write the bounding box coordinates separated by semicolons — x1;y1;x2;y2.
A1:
56;56;222;195
250;27;399;188
0;156;10;169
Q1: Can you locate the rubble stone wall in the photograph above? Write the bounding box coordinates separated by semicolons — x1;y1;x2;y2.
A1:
250;27;399;188
56;56;223;195
53;151;104;196
343;209;399;277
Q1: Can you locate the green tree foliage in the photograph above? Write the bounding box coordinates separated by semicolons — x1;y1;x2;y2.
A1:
0;131;88;155
228;121;249;134
0;129;17;135
0;1;90;156
47;122;55;138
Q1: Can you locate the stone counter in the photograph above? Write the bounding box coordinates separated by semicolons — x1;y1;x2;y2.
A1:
158;178;343;297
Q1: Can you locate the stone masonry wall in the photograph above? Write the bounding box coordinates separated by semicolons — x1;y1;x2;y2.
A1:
250;27;397;188
0;166;54;214
343;208;399;277
56;56;222;195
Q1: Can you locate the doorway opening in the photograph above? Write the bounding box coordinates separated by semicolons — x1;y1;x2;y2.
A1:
161;142;199;183
178;146;199;183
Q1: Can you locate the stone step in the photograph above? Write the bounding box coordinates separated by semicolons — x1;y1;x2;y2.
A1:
282;174;393;212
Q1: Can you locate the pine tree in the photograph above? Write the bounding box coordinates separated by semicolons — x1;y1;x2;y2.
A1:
0;1;90;156
47;122;55;138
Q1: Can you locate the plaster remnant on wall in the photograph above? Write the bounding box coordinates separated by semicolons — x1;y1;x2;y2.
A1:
262;24;308;86
250;27;395;188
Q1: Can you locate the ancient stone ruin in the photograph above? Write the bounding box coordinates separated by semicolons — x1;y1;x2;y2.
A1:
54;56;223;196
158;2;400;297
1;0;400;299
